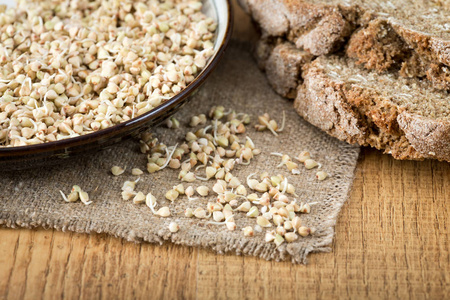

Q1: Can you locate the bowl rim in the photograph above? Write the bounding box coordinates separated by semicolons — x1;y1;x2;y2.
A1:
0;0;233;157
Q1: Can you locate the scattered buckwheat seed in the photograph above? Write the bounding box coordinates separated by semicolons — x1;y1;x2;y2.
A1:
168;222;180;233
111;166;125;176
131;168;144;176
316;171;328;181
156;207;171;217
242;226;254;237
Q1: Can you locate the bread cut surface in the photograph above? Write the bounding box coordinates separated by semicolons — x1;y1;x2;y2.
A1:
240;0;450;90
240;0;356;55
295;55;450;161
241;0;450;161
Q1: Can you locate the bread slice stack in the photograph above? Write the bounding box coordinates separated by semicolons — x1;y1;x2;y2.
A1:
239;0;450;162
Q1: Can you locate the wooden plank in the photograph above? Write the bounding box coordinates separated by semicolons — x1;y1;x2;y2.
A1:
0;135;449;300
194;149;450;300
0;227;21;298
1;1;450;298
41;231;78;300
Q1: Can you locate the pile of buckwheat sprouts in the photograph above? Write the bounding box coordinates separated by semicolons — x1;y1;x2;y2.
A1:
62;106;330;247
0;0;216;147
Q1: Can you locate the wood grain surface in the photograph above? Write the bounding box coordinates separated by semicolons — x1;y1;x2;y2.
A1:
1;3;449;299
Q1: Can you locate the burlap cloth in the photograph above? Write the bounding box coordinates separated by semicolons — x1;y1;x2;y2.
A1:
0;41;360;264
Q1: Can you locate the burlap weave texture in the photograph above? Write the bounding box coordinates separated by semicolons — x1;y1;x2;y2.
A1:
0;41;360;263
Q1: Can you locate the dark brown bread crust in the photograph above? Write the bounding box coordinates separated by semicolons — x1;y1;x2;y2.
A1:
254;38;275;71
397;113;450;161
295;61;421;160
265;42;313;98
294;66;367;144
254;38;312;98
294;57;450;161
242;0;355;55
255;40;450;160
240;0;450;91
241;0;450;161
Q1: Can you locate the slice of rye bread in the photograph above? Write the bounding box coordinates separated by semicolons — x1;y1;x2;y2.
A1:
295;55;450;161
239;0;450;90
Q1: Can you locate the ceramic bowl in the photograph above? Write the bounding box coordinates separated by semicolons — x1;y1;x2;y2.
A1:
0;0;233;170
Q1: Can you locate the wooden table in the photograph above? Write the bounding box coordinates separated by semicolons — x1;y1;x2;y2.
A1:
1;3;449;299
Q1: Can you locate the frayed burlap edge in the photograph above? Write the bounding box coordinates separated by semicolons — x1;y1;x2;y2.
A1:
0;41;360;264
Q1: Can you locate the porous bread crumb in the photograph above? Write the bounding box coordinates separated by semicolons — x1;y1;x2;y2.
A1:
243;0;450;91
296;55;450;161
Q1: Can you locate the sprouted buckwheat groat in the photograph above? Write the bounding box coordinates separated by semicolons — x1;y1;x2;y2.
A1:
0;0;216;147
125;106;321;246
